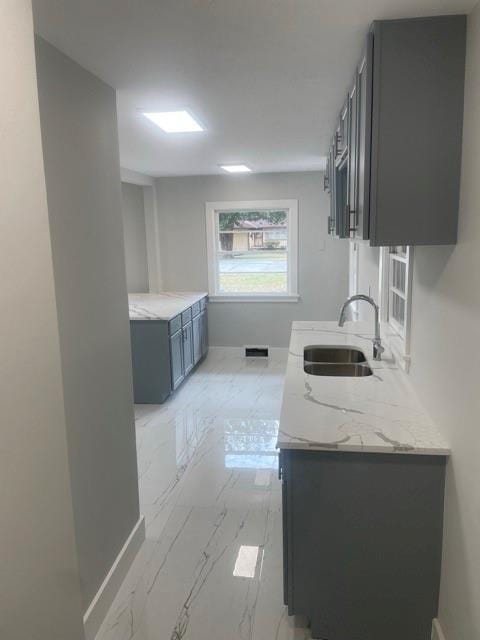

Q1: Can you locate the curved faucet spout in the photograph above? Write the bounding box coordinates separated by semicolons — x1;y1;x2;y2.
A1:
338;295;384;361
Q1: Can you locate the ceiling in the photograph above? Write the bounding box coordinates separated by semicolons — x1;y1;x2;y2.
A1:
33;0;474;177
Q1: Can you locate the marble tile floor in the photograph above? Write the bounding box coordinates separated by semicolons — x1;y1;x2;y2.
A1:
95;347;310;640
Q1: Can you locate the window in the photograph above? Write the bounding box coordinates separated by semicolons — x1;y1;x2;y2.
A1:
387;246;409;336
379;246;413;370
205;200;298;301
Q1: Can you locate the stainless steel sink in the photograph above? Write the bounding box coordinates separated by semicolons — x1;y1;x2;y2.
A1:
304;362;373;377
303;345;372;377
303;345;367;364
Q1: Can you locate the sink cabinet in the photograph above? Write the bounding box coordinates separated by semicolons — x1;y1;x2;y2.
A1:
325;15;466;245
130;296;208;403
280;448;447;640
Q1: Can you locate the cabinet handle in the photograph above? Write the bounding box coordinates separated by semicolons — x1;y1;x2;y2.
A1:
335;130;342;157
349;208;357;234
345;204;351;237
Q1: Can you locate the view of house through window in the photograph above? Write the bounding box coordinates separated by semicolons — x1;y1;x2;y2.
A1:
217;209;288;293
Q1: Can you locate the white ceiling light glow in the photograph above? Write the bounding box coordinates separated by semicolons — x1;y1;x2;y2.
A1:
143;110;204;133
233;545;260;578
220;164;252;173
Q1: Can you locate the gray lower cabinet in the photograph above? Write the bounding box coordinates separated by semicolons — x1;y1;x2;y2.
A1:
130;297;208;403
130;320;172;404
200;309;208;357
192;312;202;365
170;329;184;390
281;448;447;640
182;321;194;375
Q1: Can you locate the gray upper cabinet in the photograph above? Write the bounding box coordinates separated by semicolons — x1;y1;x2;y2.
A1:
326;15;466;246
326;99;350;239
347;77;358;237
355;33;373;241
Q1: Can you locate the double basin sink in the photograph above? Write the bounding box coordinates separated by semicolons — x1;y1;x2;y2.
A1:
303;346;373;377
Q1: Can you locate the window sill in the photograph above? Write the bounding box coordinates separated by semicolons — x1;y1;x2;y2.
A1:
208;294;300;303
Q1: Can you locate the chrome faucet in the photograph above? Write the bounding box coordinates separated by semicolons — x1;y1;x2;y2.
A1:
338;294;384;361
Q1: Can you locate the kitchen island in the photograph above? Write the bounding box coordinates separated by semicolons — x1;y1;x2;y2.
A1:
129;292;208;403
278;321;449;640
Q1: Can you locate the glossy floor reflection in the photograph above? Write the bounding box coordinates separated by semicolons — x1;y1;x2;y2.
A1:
95;348;310;640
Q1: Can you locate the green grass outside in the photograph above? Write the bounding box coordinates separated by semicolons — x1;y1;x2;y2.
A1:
221;250;286;260
219;272;287;293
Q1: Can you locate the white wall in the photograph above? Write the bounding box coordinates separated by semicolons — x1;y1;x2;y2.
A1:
351;240;381;324
121;168;163;292
155;172;349;346
35;37;140;611
122;182;149;292
0;2;85;638
408;3;480;636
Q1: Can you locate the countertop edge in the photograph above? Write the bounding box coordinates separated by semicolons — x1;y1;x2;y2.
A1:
276;441;451;456
128;292;208;321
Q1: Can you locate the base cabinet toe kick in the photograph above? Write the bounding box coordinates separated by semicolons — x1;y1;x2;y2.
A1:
130;296;208;404
279;448;447;640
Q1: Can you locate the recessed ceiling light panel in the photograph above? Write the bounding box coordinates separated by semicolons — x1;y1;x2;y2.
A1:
143;110;204;133
220;164;252;173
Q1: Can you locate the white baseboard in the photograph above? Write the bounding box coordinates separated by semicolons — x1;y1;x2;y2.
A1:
432;618;447;640
83;516;145;640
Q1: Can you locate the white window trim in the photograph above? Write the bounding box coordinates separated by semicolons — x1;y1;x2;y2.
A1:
205;199;299;302
379;246;414;372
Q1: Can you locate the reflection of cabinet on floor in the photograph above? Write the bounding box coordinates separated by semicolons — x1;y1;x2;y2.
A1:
130;296;208;403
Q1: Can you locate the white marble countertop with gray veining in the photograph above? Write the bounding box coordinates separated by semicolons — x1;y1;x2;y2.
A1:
129;292;208;321
277;321;450;456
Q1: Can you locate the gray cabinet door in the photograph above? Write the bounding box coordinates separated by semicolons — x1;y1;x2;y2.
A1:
170;329;184;390
347;78;358;236
192;313;202;365
182;321;194;375
355;32;373;240
200;310;208;357
328;143;336;235
336;100;350;239
369;16;466;245
335;157;349;239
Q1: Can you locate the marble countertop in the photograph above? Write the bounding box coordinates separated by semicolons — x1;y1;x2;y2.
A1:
129;292;208;321
278;321;450;456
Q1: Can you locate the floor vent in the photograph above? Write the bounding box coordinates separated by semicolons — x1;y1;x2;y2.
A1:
245;346;269;358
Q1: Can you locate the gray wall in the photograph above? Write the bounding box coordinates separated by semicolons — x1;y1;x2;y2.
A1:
155;172;349;346
0;3;84;638
408;4;480;636
35;37;140;611
121;182;149;292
